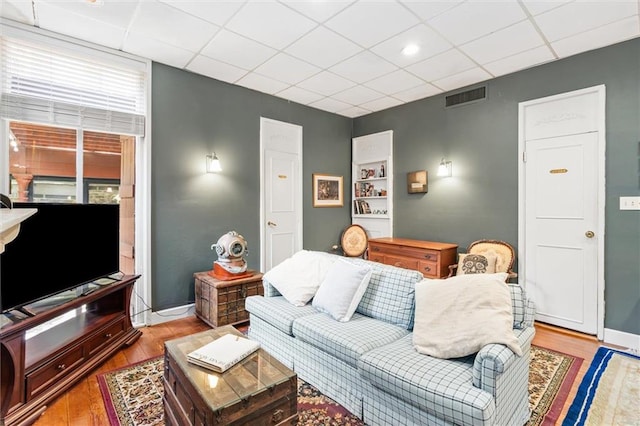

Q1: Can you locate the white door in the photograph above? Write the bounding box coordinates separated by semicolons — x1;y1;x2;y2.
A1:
519;85;605;338
260;118;302;272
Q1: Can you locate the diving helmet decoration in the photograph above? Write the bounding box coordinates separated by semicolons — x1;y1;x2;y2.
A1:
209;231;252;280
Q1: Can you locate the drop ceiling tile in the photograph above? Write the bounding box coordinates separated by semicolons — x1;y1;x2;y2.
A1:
309;97;352;114
406;49;475;82
201;30;277;71
35;2;126;50
371;24;452;67
534;1;638;42
123;32;195;68
337;105;371;118
460;20;544;65
360;96;404;113
432;67;492;92
254;53;320;85
400;0;464;22
236;72;290;95
1;0;35;25
325;1;420;48
552;16;640;58
428;1;527;45
521;0;572;16
129;0;219;52
297;71;356;96
160;0;244;27
331;85;383;105
281;0;354;23
483;46;554;77
329;51;398;84
186;55;248;84
37;0;138;28
275;86;325;105
393;83;442;103
364;69;425;95
225;1;317;50
285;26;363;69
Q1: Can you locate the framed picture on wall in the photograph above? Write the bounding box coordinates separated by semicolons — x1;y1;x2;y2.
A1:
312;174;343;207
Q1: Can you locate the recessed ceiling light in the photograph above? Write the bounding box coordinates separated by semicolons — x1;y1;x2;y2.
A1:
402;44;420;56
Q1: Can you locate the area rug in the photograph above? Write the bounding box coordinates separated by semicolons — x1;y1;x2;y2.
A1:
562;346;640;426
97;345;579;426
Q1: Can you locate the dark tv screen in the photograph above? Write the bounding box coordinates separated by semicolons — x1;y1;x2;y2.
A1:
1;202;120;312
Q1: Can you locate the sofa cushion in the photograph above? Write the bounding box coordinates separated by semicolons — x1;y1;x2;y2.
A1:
358;334;496;425
413;273;522;359
341;257;424;329
312;259;373;322
245;295;317;336
292;312;408;368
508;283;526;329
262;250;338;306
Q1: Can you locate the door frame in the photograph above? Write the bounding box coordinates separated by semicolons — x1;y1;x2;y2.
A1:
518;85;606;339
259;117;303;272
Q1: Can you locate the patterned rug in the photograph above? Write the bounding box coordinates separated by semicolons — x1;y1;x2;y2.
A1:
561;346;640;426
97;345;580;426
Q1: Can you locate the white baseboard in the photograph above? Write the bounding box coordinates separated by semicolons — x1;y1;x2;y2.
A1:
149;303;195;326
603;328;640;351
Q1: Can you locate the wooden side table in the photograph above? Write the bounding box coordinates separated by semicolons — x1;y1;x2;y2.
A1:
194;271;264;328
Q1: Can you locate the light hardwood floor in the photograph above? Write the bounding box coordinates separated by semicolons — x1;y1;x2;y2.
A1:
31;317;603;426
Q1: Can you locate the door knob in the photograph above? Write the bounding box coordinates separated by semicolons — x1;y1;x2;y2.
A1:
267;221;277;227
585;230;595;238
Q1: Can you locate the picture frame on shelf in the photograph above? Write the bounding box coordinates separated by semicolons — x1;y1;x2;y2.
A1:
313;174;343;207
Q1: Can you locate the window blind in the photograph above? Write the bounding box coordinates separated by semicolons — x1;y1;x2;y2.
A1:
0;37;146;136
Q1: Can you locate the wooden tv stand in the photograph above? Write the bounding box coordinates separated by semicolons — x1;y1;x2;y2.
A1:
0;275;142;426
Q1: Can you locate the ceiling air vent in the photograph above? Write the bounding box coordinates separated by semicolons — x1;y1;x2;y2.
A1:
445;86;486;108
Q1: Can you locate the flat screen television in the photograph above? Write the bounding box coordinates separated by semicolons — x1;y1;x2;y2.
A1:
1;202;120;313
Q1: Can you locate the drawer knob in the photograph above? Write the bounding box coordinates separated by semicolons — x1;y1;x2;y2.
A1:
372;247;380;252
57;364;66;370
424;255;432;259
424;266;431;272
105;333;112;338
271;409;284;423
394;262;403;267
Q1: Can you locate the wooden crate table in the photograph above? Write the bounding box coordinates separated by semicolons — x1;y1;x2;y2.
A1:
163;326;297;426
194;271;264;328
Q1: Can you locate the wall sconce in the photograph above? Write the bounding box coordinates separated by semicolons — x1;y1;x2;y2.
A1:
437;158;452;177
206;153;222;173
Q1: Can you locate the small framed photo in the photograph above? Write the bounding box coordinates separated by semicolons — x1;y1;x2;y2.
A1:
313;174;343;207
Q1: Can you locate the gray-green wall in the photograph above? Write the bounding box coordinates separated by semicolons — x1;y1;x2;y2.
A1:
353;38;640;336
151;38;639;337
152;63;351;310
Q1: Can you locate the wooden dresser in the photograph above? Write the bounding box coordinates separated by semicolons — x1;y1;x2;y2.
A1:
194;271;263;328
368;238;458;279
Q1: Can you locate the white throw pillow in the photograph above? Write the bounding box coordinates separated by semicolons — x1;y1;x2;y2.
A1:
263;250;338;306
413;272;522;359
312;259;373;322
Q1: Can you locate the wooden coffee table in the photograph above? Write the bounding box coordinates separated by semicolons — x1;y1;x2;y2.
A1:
163;325;297;425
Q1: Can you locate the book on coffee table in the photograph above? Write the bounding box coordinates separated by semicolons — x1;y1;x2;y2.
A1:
187;333;260;373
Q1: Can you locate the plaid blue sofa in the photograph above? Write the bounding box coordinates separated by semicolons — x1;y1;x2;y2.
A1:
246;252;536;426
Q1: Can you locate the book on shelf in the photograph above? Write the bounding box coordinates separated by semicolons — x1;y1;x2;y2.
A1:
187;333;260;373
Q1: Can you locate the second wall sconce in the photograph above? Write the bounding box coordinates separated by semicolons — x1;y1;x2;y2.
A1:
206;152;222;173
437;158;452;177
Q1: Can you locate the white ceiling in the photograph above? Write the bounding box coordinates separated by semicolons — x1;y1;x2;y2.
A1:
1;0;639;118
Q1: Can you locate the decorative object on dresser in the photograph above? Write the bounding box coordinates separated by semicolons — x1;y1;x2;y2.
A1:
368;237;458;278
194;271;264;327
163;326;298;426
448;239;517;281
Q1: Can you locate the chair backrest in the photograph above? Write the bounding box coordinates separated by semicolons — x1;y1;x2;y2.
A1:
340;224;368;258
467;240;515;274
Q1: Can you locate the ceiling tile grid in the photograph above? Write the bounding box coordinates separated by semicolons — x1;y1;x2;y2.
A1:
0;0;638;118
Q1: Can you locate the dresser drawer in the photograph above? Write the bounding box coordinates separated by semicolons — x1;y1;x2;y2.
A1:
370;244;438;261
26;346;85;400
384;254;419;271
368;252;385;263
418;260;439;278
